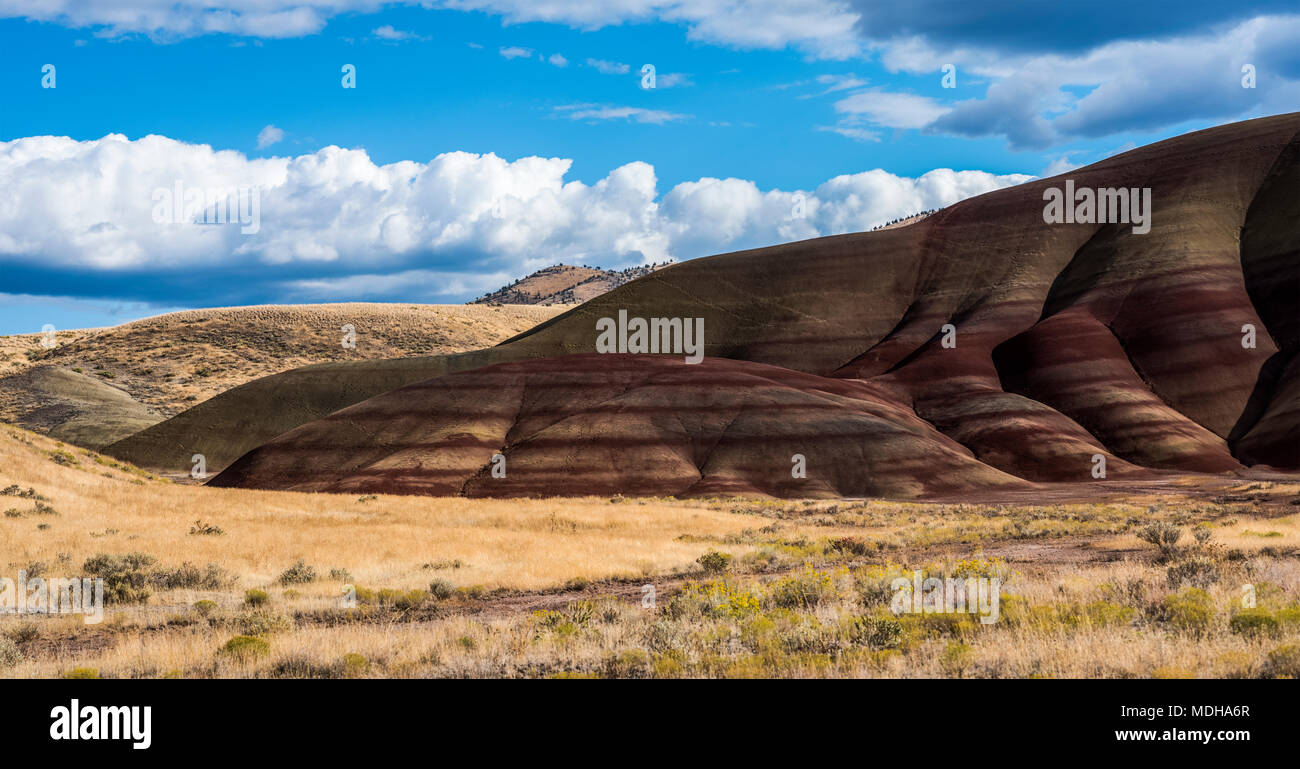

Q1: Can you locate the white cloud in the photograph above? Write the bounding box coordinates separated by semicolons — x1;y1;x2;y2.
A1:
371;25;425;41
811;73;868;95
555;105;690;125
8;3;1296;150
657;72;694;88
916;16;1300;148
0;1;864;57
816;125;880;142
1041;153;1080;176
547;53;568;67
498;45;533;59
585;58;630;75
256;124;285;149
1;0;343;38
833;89;950;129
0;133;1030;303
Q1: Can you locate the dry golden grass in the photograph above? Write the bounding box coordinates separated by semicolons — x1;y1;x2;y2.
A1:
2;423;1299;679
0;426;760;593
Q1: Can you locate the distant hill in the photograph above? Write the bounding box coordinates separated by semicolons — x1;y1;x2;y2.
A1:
471;263;670;305
0;303;563;448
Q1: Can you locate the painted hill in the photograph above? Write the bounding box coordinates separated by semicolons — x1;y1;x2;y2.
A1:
471;264;668;305
209;354;1031;498
114;114;1300;498
0;304;562;449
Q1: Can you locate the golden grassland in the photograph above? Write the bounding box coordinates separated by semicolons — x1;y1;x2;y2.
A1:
0;303;564;419
1;424;1299;679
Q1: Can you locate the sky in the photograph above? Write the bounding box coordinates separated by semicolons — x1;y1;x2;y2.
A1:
0;1;1297;334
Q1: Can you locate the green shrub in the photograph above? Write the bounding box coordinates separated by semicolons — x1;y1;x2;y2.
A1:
350;586;429;611
188;519;224;536
940;641;972;677
827;537;870;556
221;635;270;662
61;667;99;679
1229;609;1280;638
1158;588;1214;635
82;552;157;604
192;599;218;617
853;565;908;607
152;562;234;590
1138;522;1182;559
244;589;269;607
1276;605;1300;629
428;579;455;601
1082;600;1136;626
666;580;760;621
768;566;836;609
277;560;317;585
1262;644;1300;679
234;612;294;636
850;615;903;650
48;449;79;466
696;550;733;575
377;588;429;611
1166;558;1219;590
342;653;369;675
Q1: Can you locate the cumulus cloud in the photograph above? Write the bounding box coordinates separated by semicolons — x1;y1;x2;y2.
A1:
256;124;284;149
904;15;1300;148
0;133;1031;305
547;53;568;67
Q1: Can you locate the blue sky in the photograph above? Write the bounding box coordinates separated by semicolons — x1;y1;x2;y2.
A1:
0;1;1297;334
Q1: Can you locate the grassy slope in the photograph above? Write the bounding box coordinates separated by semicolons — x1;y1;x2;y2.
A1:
3;423;1300;678
0;303;563;450
1;303;563;418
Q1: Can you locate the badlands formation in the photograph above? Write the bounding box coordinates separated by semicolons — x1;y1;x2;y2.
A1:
100;114;1298;498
